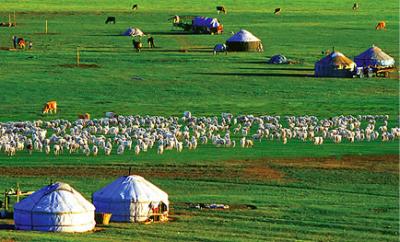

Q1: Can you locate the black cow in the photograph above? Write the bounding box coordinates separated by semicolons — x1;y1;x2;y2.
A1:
216;6;227;14
352;3;359;10
132;4;138;10
105;16;116;24
274;8;281;15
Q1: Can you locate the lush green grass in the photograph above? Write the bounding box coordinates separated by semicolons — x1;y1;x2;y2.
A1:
0;0;399;241
0;165;398;241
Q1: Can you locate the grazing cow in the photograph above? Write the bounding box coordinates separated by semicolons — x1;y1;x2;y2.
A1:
352;3;359;10
274;8;281;15
147;36;155;48
17;38;25;49
105;16;116;24
375;21;386;30
216;6;227;14
132;39;142;52
78;113;90;120
132;4;138;10
42;101;57;114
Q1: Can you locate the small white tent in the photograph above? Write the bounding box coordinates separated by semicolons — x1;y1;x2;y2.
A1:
226;29;263;51
354;45;395;67
121;27;144;37
93;175;169;222
14;182;95;232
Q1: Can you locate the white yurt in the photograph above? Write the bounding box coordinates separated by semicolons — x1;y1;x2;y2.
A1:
14;182;95;232
315;51;356;77
354;45;395;68
93;175;169;222
226;29;263;51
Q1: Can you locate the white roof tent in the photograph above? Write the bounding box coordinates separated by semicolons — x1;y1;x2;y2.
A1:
93;175;169;222
14;182;95;232
121;27;145;37
354;45;395;67
226;29;262;51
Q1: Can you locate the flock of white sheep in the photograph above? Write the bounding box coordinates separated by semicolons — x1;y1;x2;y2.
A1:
0;112;398;157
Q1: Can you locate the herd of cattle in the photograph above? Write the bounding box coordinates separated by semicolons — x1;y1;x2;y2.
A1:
0;112;398;157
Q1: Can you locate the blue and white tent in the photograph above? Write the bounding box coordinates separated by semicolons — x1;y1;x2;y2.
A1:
268;54;288;64
93;175;169;222
14;182;95;232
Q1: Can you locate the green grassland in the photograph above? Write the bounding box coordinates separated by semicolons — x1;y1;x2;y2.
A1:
0;0;399;241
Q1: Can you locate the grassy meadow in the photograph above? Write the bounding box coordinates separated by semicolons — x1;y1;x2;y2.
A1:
0;0;399;241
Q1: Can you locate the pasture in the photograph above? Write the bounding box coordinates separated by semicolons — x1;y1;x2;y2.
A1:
0;0;398;241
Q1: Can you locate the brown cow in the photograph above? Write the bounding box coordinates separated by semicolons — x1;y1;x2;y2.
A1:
78;113;90;120
42;101;57;114
375;21;386;30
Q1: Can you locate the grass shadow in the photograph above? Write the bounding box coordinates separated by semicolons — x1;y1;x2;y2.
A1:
0;224;14;230
239;67;314;71
195;72;314;78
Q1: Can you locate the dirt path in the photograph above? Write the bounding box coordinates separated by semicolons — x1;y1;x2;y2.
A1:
0;155;397;182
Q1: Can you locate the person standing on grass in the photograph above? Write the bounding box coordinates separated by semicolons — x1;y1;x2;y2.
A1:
12;35;17;49
147;36;155;48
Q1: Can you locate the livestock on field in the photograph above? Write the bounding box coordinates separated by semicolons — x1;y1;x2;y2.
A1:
0;113;397;157
42;101;57;114
105;16;116;24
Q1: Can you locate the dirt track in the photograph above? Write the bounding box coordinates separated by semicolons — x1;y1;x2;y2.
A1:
0;155;397;182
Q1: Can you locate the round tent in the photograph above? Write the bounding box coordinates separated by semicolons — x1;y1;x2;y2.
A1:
268;54;288;64
93;175;169;222
354;45;395;68
226;29;262;52
121;27;144;37
315;51;356;77
14;182;95;232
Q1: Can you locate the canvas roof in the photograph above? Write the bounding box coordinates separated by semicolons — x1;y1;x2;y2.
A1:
226;29;261;42
316;51;355;68
93;175;168;205
354;45;395;67
14;182;94;213
121;27;144;37
192;16;220;28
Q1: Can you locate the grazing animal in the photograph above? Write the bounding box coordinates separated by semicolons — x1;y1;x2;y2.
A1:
104;147;112;156
17;38;25;49
42;101;57;114
352;3;359;10
134;144;140;155
147;36;155;48
216;6;227;14
313;137;324;145
375;21;386;30
45;145;50;154
274;8;281;15
169;15;180;23
26;144;33;155
133;39;142;52
78;113;90;120
53;144;61;155
92;145;98;156
132;4;138;10
157;145;164;154
105;16;116;24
